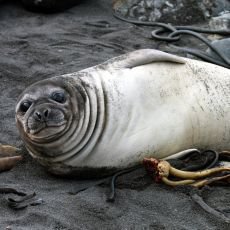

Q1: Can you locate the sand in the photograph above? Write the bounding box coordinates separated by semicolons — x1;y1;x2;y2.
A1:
0;0;229;229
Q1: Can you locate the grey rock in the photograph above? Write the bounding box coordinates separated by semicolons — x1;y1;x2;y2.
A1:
209;12;230;30
206;38;230;61
113;0;230;25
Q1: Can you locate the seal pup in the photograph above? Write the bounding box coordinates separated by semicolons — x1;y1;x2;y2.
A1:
15;49;230;177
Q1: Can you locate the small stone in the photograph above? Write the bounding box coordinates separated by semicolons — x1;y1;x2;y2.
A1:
145;0;154;9
129;5;139;18
138;16;148;21
137;5;146;15
209;12;230;30
153;0;164;9
165;1;174;8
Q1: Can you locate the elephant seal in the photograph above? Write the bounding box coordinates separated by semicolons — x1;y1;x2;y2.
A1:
15;49;230;177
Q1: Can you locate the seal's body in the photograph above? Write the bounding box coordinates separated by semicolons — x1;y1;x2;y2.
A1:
16;49;230;177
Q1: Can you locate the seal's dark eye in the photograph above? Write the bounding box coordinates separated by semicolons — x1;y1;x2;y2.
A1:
20;101;32;113
51;92;66;103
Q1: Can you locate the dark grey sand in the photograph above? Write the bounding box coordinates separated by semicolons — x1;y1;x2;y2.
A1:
0;1;230;229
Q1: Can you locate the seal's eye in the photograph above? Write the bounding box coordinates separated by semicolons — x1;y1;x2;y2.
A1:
20;101;32;113
51;92;66;103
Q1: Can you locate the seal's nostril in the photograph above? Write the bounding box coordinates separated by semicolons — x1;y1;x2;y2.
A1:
44;109;49;118
35;112;42;120
34;109;49;121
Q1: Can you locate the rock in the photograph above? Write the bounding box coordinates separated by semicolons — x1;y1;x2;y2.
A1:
209;12;230;30
113;0;230;25
206;38;230;61
21;0;81;13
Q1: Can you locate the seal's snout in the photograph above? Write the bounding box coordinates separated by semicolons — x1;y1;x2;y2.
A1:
27;105;67;136
34;108;50;122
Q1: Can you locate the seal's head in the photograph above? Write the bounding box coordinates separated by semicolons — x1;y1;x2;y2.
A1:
15;77;86;160
17;81;68;139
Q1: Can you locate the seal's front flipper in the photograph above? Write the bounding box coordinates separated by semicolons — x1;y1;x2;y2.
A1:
100;49;185;70
0;144;21;157
0;144;22;172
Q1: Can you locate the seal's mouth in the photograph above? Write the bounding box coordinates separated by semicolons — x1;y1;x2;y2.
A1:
23;104;69;139
28;120;67;138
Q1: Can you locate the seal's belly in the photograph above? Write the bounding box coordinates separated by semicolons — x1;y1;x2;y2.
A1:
82;61;230;168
